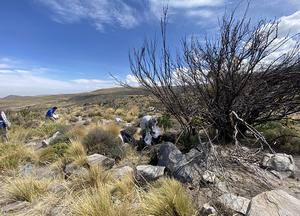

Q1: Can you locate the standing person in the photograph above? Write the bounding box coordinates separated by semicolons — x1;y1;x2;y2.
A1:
45;106;58;121
0;110;11;143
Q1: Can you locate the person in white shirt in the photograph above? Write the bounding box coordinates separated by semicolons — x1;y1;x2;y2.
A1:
0;110;11;143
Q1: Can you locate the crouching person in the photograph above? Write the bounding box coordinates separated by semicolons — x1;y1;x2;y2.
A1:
139;115;162;148
0;110;11;143
45;106;58;122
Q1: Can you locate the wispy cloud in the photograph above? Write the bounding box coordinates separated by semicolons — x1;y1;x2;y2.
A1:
37;0;140;31
0;57;115;97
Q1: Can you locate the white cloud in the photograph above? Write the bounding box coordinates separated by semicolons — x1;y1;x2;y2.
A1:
0;57;115;97
148;0;223;18
278;11;300;37
125;74;140;87
186;9;215;18
37;0;140;31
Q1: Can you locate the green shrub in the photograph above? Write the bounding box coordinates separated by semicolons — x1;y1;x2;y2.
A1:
38;143;69;164
82;128;124;159
158;114;172;131
257;121;300;154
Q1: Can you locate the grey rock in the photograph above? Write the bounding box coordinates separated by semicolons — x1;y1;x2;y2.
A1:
136;165;165;181
18;163;35;177
262;153;295;175
202;170;216;184
246;189;300;216
200;203;217;216
216;181;229;193
157;142;201;184
86;154;115;169
65;163;88;177
48;183;67;194
112;166;134;180
218;193;250;215
18;163;61;179
2;201;30;213
185;148;202;161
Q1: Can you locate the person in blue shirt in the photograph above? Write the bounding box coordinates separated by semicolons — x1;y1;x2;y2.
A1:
45;107;58;121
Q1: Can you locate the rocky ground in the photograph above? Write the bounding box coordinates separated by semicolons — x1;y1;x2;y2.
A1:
0;100;299;216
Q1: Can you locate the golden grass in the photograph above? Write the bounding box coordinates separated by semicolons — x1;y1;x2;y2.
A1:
0;143;36;170
102;123;121;137
141;178;198;216
70;166;112;191
65;141;87;166
71;187;117;216
5;177;51;202
67;126;87;141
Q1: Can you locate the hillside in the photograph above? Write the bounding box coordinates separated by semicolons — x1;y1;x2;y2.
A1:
0;87;148;110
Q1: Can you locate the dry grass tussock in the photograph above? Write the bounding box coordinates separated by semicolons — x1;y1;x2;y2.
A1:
4;177;51;202
141;178;198;216
65;140;87;166
0;143;36;170
71;186;130;216
69;165;112;191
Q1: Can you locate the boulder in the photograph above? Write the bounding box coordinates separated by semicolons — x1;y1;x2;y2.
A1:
86;154;115;169
41;131;61;146
112;166;134;180
218;193;250;215
136;165;165;181
261;153;295;177
246;189;300;216
157;142;201;184
200;203;217;216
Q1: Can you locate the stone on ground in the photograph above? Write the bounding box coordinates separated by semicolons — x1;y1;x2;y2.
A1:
86;153;115;169
246;189;300;216
217;193;250;215
136;165;165;181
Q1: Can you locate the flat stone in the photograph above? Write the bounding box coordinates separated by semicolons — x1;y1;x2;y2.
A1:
218;193;250;215
246;189;300;216
86;154;115;169
136;165;165;181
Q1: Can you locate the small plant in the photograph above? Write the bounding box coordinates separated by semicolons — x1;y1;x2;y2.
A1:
5;177;50;202
142;178;197;216
38;143;69;164
158;114;172;131
82;128;124;159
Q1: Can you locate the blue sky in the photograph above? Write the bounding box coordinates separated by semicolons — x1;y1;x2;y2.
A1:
0;0;299;97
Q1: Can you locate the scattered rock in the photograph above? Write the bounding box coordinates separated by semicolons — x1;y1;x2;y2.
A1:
216;181;229;193
261;153;295;176
185;148;202;161
48;183;67;194
200;203;217;216
2;201;30;213
157;142;202;184
217;193;250;215
18;163;61;179
64;163;88;177
136;165;165;181
41;131;61;146
202;170;216;184
246;189;300;216
112;166;134;180
86;154;115;169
